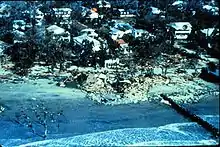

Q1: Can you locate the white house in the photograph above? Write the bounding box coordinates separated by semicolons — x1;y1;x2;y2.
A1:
104;58;120;69
132;29;148;38
171;0;187;10
46;25;70;42
0;3;11;18
79;29;99;38
110;28;125;40
202;5;219;15
97;0;111;8
73;34;102;52
150;7;163;15
35;9;44;26
166;22;192;39
117;9;136;18
13;20;26;31
53;8;72;19
110;22;134;40
85;9;99;19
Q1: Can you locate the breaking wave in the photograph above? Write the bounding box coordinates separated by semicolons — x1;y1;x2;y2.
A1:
17;117;219;147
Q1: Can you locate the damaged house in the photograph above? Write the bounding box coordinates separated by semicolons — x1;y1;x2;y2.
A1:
53;8;72;28
97;0;111;9
12;20;30;43
0;3;11;18
73;34;102;52
112;8;136;18
79;28;99;38
46;25;70;42
166;22;192;40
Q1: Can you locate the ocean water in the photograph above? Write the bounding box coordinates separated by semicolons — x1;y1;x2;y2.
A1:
0;82;219;146
17;119;219;147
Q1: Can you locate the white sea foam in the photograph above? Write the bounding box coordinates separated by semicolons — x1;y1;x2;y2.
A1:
18;122;219;147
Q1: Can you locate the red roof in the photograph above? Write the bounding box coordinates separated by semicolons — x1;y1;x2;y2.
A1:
116;39;126;44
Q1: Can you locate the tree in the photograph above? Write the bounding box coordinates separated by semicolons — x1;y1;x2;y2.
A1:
7;101;65;139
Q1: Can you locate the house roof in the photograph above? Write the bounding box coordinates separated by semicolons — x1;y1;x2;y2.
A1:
167;22;192;30
0;3;11;12
114;23;133;31
97;0;111;8
71;20;88;31
53;8;72;12
80;29;98;37
87;11;99;19
46;25;65;35
150;7;162;14
81;28;95;32
116;39;126;44
202;5;219;15
172;1;184;6
73;35;101;51
13;20;26;24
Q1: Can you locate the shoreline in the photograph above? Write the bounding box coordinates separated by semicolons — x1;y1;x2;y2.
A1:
0;63;219;105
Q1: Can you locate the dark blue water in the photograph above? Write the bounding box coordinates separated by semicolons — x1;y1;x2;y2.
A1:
0;82;219;146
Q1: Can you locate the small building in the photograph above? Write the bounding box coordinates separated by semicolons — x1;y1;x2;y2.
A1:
46;25;70;42
202;5;219;15
73;34;102;52
110;28;125;40
110;22;134;40
132;29;148;38
34;9;44;26
170;0;187;10
71;20;88;32
79;28;99;38
166;22;192;39
53;8;72;19
85;9;99;20
104;58;120;69
150;7;163;15
13;20;26;32
52;8;73;28
116;39;130;54
113;8;136;18
97;0;111;8
0;3;11;18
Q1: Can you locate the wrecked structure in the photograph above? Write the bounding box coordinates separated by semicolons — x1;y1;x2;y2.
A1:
0;3;11;18
46;25;70;42
167;22;192;40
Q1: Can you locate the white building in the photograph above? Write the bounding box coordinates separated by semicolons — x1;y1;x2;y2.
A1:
116;9;136;18
73;34;102;52
104;58;120;69
46;25;70;42
97;0;111;8
166;22;192;40
110;28;125;40
35;9;44;26
150;7;163;15
13;20;26;31
110;22;134;40
53;8;72;19
171;0;187;10
79;29;99;38
202;5;219;15
85;9;99;19
132;29;148;38
0;3;11;18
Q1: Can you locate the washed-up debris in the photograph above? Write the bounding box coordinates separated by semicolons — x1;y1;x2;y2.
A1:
80;64;218;105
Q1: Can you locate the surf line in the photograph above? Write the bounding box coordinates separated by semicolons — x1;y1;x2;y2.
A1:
160;94;220;139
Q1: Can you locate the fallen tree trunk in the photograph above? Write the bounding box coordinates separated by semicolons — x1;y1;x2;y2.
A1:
160;94;220;139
